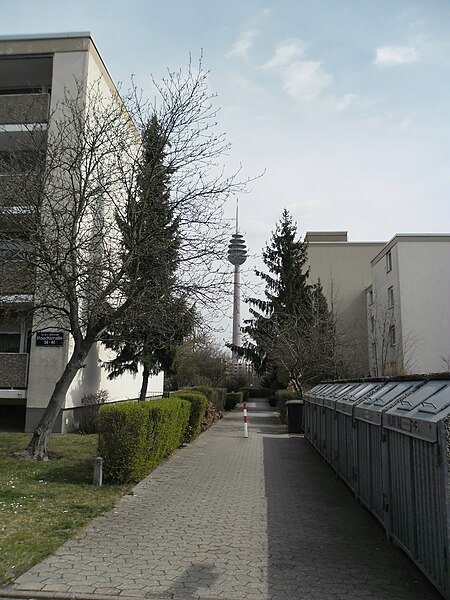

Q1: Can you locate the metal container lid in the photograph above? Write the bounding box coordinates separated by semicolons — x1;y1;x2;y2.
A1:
335;382;381;415
354;381;420;425
323;382;360;408
384;381;450;440
307;382;340;405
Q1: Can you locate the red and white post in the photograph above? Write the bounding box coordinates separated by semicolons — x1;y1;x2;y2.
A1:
243;401;248;438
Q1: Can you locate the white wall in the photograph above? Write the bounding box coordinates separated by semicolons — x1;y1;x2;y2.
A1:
397;240;450;372
307;242;385;375
369;243;404;375
65;341;164;408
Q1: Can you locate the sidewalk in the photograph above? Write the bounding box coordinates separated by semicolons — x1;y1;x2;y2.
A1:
1;399;443;600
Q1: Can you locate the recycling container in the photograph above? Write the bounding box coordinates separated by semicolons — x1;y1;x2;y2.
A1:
286;400;304;434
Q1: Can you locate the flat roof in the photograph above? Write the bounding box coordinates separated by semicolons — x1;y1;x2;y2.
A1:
0;32;121;104
371;233;450;266
0;32;91;41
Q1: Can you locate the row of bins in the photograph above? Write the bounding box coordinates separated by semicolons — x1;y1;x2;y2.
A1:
304;378;450;599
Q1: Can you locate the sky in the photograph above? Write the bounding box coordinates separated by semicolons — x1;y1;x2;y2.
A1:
1;0;450;337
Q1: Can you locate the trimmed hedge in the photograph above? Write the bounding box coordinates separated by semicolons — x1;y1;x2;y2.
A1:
275;389;302;424
186;386;227;411
215;388;227;410
225;391;243;410
175;391;208;443
98;398;190;484
238;388;249;403
245;387;273;398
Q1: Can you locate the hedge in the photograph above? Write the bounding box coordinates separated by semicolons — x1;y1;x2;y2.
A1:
174;391;208;443
186;386;227;411
225;391;243;411
275;389;302;424
98;397;190;484
238;388;249;403
245;387;273;398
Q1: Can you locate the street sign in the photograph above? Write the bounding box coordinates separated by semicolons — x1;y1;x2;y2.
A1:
36;331;64;347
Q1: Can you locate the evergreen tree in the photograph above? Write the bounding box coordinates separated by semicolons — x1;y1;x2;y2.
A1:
236;209;336;391
104;115;194;399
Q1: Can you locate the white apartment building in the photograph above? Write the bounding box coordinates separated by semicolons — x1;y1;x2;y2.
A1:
368;234;450;376
306;231;450;377
0;33;163;433
306;232;385;376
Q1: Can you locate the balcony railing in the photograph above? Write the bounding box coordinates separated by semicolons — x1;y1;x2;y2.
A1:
0;353;28;387
0;93;50;125
0;257;34;296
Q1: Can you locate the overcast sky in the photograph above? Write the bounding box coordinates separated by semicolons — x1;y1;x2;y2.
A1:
2;0;450;337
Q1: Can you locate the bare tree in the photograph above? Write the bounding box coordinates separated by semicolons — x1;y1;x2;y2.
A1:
0;60;247;459
172;329;231;389
255;297;340;393
367;301;417;376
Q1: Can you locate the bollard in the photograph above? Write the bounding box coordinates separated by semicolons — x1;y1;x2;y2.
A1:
243;402;248;438
93;456;103;486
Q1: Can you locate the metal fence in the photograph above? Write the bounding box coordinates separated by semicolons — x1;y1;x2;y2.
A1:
304;377;450;600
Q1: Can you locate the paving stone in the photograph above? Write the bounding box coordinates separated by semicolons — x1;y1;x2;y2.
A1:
0;399;444;600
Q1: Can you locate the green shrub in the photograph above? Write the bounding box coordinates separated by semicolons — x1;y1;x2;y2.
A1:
184;386;226;411
98;398;190;484
215;388;227;410
275;389;301;424
225;391;243;410
189;385;214;402
174;391;208;443
268;395;278;408
247;387;273;398
238;388;249;403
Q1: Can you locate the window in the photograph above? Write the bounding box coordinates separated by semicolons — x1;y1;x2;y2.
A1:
388;286;394;308
386;250;392;273
367;289;373;305
370;315;375;333
0;333;21;352
389;325;396;347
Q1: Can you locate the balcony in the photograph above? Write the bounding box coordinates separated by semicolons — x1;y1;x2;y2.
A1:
0;94;50;125
0;353;28;388
0;254;34;296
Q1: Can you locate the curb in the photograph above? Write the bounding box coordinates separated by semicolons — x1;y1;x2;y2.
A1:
0;590;166;600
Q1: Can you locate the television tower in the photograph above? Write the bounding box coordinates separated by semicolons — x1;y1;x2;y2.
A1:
227;201;248;362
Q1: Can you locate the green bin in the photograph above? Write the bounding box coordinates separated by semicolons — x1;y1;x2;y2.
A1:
286;400;304;433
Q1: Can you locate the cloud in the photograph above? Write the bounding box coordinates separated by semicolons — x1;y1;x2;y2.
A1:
262;39;304;69
374;45;419;67
228;29;258;58
324;93;358;113
263;39;332;102
228;9;271;59
282;60;332;102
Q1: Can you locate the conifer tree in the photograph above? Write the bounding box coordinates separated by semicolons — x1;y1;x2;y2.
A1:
104;115;194;400
236;209;337;391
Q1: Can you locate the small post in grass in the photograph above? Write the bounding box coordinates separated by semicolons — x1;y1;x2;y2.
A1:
243;402;248;438
93;457;103;486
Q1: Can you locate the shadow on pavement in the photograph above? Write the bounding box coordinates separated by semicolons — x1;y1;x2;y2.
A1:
259;399;443;600
162;563;218;599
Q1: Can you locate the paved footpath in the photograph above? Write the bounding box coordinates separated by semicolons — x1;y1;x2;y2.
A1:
1;399;444;600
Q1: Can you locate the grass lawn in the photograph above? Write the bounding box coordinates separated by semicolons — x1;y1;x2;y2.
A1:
0;433;132;586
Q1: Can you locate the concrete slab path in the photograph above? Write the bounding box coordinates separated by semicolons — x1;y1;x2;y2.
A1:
1;399;443;600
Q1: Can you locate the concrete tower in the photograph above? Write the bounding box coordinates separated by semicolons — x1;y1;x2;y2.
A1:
227;202;248;362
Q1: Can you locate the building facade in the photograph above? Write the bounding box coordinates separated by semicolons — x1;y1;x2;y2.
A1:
306;231;450;377
0;33;163;432
368;234;450;376
306;231;385;376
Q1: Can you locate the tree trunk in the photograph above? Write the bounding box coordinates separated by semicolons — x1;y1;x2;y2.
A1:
139;364;150;401
26;342;93;460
